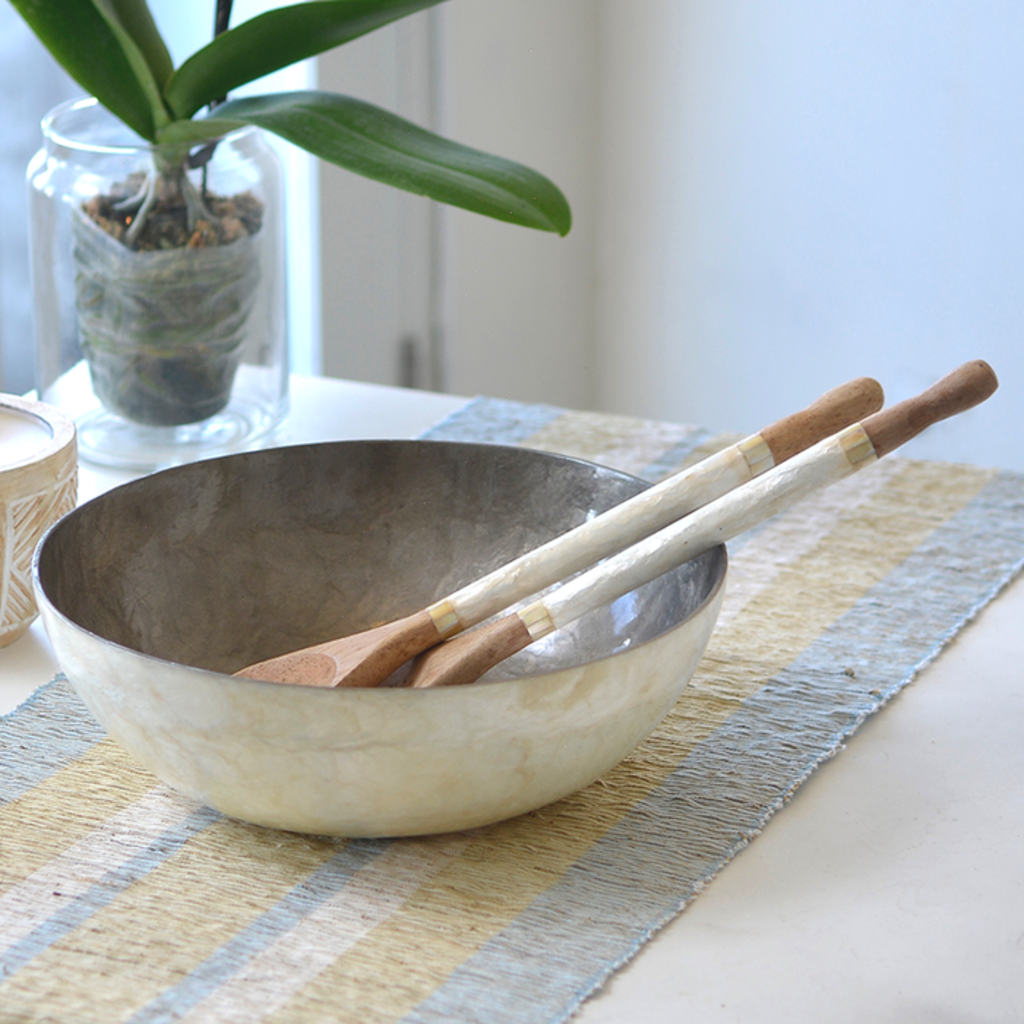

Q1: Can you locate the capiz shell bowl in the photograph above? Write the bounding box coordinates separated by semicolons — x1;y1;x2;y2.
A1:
33;441;726;837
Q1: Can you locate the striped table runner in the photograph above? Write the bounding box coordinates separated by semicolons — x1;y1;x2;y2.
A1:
2;396;1022;1023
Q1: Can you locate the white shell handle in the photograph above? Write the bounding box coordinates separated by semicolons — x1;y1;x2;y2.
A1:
526;360;998;638
532;426;874;635
432;377;883;632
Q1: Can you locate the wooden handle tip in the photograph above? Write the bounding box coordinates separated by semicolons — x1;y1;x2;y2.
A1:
760;375;885;463
863;360;998;459
964;359;999;400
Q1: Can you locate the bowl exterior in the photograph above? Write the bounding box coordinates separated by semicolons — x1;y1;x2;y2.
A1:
38;572;724;836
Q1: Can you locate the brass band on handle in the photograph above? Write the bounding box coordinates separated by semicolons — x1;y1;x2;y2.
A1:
738;434;774;477
837;424;878;470
427;599;462;639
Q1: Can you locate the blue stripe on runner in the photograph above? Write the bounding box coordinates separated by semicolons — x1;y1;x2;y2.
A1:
127;838;392;1024
0;805;221;983
420;397;565;445
636;427;720;482
0;676;105;806
403;470;1024;1024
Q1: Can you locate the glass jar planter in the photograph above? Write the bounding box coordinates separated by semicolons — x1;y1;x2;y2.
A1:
28;98;288;470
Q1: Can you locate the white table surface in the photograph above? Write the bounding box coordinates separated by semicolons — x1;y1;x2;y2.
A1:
3;375;1022;1023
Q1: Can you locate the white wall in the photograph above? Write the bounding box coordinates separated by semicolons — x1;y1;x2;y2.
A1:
594;1;1024;469
316;10;440;389
314;1;1022;470
315;1;600;407
440;1;600;409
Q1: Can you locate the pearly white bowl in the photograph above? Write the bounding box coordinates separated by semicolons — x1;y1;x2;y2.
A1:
0;394;77;647
34;441;725;836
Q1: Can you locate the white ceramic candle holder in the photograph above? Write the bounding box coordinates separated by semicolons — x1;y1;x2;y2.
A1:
0;394;77;647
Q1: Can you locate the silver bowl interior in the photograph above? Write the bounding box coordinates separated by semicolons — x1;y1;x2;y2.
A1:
36;440;725;681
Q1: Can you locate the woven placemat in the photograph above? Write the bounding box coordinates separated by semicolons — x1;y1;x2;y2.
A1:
2;397;1022;1023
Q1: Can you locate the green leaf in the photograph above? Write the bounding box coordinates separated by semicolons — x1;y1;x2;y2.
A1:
208;92;572;235
164;0;446;120
90;0;171;130
101;0;175;90
8;0;162;140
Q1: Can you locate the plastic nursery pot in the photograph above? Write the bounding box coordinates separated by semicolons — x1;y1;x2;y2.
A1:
28;98;289;471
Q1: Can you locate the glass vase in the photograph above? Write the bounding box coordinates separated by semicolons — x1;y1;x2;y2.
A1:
28;97;289;470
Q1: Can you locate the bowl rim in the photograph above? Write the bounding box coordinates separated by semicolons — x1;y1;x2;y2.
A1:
32;438;730;692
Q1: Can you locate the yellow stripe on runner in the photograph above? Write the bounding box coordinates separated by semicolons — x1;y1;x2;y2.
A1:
0;739;156;895
0;816;346;1023
523;410;708;476
264;459;994;1024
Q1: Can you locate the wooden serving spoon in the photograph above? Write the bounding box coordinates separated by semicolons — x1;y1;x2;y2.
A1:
404;359;997;689
236;376;884;688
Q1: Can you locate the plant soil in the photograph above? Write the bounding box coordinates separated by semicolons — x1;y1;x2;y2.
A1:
82;172;263;251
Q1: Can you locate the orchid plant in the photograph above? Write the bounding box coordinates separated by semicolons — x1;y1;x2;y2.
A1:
10;0;572;240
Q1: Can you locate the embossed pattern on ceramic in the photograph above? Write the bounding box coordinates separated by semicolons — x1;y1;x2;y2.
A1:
34;441;726;836
1;394;77;647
